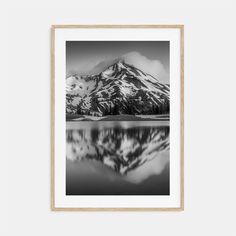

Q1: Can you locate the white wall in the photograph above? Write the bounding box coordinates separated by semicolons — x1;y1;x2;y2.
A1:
3;1;236;235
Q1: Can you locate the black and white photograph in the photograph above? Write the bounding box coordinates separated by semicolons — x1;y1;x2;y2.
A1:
66;41;170;195
52;25;183;210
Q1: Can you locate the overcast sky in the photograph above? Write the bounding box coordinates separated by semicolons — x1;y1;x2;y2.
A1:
66;41;169;84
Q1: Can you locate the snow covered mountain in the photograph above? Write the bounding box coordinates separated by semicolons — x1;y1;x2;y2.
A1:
66;60;169;117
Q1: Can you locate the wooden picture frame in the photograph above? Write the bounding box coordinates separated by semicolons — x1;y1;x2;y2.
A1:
51;25;184;211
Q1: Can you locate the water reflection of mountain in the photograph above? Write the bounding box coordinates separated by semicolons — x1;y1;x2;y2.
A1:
66;125;169;175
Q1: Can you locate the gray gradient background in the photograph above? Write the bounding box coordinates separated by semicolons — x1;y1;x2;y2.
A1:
66;41;169;84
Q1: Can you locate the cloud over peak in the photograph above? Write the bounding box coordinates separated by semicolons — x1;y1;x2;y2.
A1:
69;51;169;84
120;52;169;83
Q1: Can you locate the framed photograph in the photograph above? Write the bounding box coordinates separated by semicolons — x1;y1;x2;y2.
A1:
51;25;184;211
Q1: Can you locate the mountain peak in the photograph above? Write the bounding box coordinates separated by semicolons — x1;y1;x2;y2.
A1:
107;60;127;71
116;59;126;66
101;60;127;76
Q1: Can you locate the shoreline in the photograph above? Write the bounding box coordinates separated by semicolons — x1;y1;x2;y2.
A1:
66;114;170;122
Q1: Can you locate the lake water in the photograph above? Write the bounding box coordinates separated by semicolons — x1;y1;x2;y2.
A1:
66;121;170;195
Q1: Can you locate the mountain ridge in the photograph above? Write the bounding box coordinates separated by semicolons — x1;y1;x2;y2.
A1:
66;61;170;117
